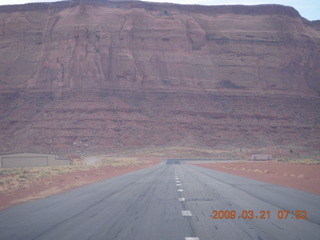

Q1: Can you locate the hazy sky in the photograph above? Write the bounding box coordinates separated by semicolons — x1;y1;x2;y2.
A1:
0;0;318;20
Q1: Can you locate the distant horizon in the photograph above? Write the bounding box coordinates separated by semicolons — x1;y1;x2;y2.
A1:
0;0;319;21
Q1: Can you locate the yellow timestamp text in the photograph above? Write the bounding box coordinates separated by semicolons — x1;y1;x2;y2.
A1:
211;210;308;220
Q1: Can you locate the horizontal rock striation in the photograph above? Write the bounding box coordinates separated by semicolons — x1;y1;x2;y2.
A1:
0;1;319;154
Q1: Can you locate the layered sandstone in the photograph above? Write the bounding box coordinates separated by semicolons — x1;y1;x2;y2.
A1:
0;1;319;154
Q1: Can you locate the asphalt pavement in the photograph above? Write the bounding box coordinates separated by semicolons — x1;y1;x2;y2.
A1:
0;161;319;240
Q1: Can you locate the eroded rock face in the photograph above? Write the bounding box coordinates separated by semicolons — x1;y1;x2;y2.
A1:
0;1;319;154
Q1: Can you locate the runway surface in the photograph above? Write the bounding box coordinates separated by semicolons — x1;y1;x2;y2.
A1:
0;161;319;240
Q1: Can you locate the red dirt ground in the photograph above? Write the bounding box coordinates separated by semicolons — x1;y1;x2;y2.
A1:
2;160;319;210
0;160;160;210
193;161;320;195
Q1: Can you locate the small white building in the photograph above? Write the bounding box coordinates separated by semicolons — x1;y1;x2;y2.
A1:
251;155;272;161
0;153;72;168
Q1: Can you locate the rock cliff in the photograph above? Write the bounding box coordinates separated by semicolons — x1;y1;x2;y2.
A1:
0;1;319;154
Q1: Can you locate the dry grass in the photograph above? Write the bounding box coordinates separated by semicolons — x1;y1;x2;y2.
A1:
103;145;239;160
1;144;318;194
0;165;96;193
232;145;320;164
86;155;144;167
276;158;320;164
0;156;146;194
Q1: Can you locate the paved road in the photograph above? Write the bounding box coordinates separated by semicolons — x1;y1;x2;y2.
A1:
0;161;320;240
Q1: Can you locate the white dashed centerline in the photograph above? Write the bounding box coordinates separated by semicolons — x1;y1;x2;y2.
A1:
182;210;192;216
174;168;199;240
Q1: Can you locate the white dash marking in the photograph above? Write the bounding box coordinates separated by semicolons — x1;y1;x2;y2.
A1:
182;210;192;216
177;189;183;192
176;184;181;186
178;198;185;202
176;181;180;183
185;238;199;240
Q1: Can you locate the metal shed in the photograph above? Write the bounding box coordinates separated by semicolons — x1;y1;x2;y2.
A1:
251;155;272;161
0;153;72;168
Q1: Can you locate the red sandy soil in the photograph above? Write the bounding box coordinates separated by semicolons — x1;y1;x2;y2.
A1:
0;160;160;210
193;161;320;195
